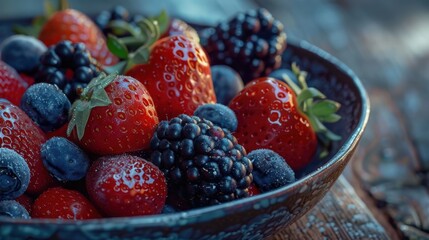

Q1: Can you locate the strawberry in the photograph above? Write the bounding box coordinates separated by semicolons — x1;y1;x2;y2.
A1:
0;99;55;194
0;61;29;106
161;18;200;43
229;64;341;171
86;154;167;217
126;35;216;120
32;187;101;219
38;9;118;66
67;73;159;155
15;194;34;215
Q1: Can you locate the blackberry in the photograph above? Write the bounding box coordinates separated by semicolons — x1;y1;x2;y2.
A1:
150;114;253;208
203;8;287;83
35;40;100;102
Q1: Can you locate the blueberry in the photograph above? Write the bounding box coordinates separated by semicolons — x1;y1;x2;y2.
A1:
41;137;90;181
211;65;244;105
0;148;30;200
268;68;299;85
247;149;295;192
0;35;47;73
194;103;238;132
0;200;30;219
20;83;71;132
161;204;178;214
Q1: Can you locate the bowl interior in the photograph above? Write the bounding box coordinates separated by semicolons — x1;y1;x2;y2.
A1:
0;37;369;239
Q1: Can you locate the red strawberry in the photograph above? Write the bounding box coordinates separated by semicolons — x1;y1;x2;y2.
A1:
229;65;341;171
161;18;200;43
86;154;167;217
32;187;101;219
39;9;118;66
15;194;34;215
0;61;29;106
19;73;35;86
67;73;159;155
0;99;55;194
248;184;261;197
126;35;216;120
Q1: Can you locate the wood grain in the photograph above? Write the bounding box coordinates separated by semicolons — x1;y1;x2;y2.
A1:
270;176;389;240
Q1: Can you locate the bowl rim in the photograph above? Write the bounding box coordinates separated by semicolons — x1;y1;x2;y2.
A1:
1;38;370;227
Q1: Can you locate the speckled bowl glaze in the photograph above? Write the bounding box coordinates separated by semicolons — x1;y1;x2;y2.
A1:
0;38;370;240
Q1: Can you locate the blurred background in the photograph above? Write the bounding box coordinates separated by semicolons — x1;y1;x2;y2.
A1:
1;0;429;238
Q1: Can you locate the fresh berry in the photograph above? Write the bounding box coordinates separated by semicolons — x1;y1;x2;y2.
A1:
149;114;253;208
229;77;316;171
34;40;101;102
38;9;118;66
0;35;47;74
230;64;341;171
247;149;295;192
268;68;298;85
202;8;287;83
19;73;35;86
0;61;29;106
86;154;167;217
194;103;238;132
15;194;33;215
0;100;54;194
210;65;244;105
20;83;71;132
162;18;200;43
247;183;260;197
0;148;30;200
67;73;159;155
32;187;101;219
126;35;216;120
0;200;30;219
41;137;90;181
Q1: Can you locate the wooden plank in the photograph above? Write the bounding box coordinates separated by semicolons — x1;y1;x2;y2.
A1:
270;176;389;240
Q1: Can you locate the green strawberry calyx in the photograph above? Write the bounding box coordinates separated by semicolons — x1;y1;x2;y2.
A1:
67;72;117;140
281;63;342;157
104;10;169;74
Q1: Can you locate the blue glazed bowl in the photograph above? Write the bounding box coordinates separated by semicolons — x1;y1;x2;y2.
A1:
0;38;370;240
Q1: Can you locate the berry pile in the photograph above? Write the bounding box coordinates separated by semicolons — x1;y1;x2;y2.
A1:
0;5;341;222
35;40;100;102
203;8;287;83
95;5;143;37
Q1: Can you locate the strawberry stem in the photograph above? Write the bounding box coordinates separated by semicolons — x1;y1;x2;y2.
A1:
67;73;117;140
282;62;342;157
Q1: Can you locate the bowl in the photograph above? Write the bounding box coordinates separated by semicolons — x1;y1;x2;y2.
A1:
0;37;370;239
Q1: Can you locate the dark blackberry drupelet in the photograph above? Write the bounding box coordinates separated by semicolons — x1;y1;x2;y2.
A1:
202;8;287;83
35;40;100;102
150;114;253;208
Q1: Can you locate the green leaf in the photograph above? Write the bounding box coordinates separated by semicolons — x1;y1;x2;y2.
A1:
107;20;141;37
107;34;129;59
324;129;342;141
297;88;326;107
130;45;150;65
311;100;341;117
319;113;341;123
151;10;169;35
104;61;127;75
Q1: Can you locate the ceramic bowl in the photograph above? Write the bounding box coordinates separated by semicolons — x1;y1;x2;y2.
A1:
0;38;370;240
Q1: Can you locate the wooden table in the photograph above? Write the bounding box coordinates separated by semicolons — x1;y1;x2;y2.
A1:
2;0;429;239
